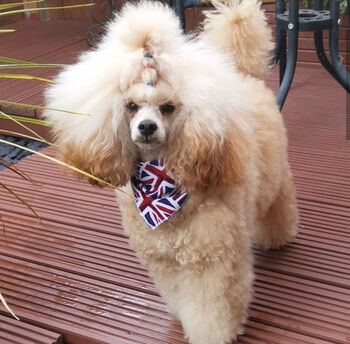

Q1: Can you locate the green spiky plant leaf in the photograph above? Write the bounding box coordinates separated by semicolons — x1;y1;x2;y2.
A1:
0;139;120;189
0;0;98;321
0;100;89;116
0;113;54;127
0;62;65;68
0;73;52;82
0;56;34;64
0;0;43;11
0;2;94;17
0;56;66;68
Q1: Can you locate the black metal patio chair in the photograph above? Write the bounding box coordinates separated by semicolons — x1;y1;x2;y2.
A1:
270;0;349;109
169;0;350;110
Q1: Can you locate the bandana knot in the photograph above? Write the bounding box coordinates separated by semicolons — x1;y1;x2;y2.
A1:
131;159;188;229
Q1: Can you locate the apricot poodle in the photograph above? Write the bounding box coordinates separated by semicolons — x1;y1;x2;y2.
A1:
44;1;299;343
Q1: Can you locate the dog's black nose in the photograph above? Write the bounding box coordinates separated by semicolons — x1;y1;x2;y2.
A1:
138;120;157;136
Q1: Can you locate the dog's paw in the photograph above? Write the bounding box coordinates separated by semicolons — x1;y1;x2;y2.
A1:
269;227;298;250
258;236;294;251
255;223;298;251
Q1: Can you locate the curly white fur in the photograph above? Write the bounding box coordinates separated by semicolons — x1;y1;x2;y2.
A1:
44;1;298;343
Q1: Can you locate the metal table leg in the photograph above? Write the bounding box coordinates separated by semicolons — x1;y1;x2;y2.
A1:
269;0;285;65
277;1;299;109
314;31;342;83
313;0;342;83
279;30;287;85
329;0;350;92
174;0;186;32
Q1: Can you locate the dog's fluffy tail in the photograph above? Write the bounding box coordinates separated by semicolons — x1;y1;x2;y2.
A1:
201;0;273;79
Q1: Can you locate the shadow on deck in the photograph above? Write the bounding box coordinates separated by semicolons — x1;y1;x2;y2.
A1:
0;18;349;344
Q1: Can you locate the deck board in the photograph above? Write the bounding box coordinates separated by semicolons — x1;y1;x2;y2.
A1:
0;17;349;344
0;314;62;344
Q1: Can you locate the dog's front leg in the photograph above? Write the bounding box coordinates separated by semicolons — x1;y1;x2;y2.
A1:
175;254;253;344
152;239;254;344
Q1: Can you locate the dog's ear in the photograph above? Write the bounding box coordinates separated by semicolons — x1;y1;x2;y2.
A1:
44;70;137;188
51;113;136;187
166;109;251;192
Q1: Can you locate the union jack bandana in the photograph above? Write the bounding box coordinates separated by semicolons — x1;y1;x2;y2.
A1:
131;159;188;229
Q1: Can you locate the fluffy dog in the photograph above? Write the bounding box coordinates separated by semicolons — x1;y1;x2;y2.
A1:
44;1;299;343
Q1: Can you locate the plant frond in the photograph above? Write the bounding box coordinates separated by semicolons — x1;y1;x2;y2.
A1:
0;57;65;69
0;291;20;321
0;100;89;116
0;157;34;182
0;29;15;33
0;73;52;82
0;139;117;189
0;0;43;11
0;129;53;146
0;113;54;127
0;181;40;218
0;111;48;141
0;63;65;69
0;56;32;64
0;3;94;17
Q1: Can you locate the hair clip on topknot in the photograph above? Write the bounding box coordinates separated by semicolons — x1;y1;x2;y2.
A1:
142;45;157;87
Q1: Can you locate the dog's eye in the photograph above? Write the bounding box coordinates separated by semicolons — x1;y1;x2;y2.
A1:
160;104;175;115
127;102;139;112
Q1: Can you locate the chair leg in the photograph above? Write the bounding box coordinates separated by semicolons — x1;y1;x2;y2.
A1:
329;0;350;92
279;30;287;85
166;0;173;7
173;0;186;32
269;28;286;70
276;1;299;110
268;0;286;68
314;31;342;83
269;31;280;67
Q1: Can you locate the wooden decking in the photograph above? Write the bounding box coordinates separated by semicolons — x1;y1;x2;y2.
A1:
0;18;350;344
0;314;62;344
0;19;91;139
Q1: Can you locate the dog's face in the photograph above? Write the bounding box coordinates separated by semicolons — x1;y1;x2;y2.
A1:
125;83;180;153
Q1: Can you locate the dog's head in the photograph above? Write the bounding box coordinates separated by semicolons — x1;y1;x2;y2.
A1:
125;76;180;153
44;1;252;192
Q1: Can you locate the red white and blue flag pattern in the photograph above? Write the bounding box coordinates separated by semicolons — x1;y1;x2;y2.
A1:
131;159;188;229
